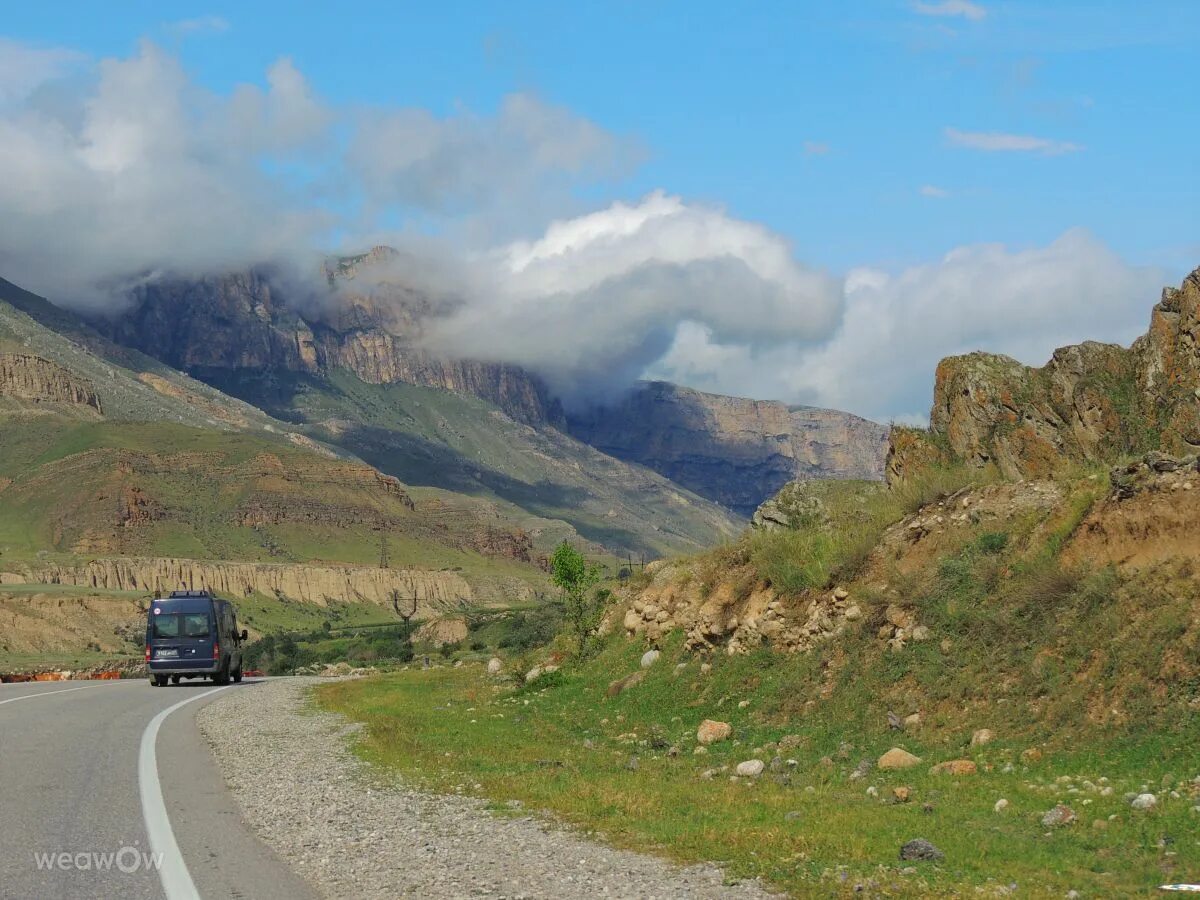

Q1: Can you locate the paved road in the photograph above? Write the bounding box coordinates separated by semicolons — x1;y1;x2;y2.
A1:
0;678;316;900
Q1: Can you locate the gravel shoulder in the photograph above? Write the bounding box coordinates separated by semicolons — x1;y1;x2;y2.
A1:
197;677;771;899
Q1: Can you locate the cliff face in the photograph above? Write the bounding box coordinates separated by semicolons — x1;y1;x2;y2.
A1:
889;266;1200;481
98;261;562;425
6;557;480;614
0;354;103;413
567;381;889;516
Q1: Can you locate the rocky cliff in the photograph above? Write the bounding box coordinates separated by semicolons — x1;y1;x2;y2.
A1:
888;266;1200;482
567;382;889;515
0;354;103;413
97;261;562;425
5;557;487;614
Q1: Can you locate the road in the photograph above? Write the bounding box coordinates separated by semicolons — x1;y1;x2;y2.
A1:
0;678;316;900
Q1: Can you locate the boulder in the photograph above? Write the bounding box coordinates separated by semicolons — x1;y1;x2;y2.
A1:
970;728;994;747
899;839;944;862
640;649;661;668
1131;793;1157;811
735;759;765;778
1041;804;1077;827
486;657;503;675
878;747;922;770
697;719;732;745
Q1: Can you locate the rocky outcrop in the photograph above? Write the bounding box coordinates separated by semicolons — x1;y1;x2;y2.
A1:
889;266;1200;482
568;382;889;516
10;557;477;614
751;479;884;531
0;353;103;413
96;264;562;425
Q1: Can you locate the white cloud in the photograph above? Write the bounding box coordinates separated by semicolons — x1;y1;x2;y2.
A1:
650;230;1164;424
425;192;844;402
166;16;230;35
0;38;84;106
912;1;987;21
920;184;950;198
945;126;1083;155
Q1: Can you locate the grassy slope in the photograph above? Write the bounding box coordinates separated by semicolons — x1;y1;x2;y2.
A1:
319;468;1200;897
202;368;743;559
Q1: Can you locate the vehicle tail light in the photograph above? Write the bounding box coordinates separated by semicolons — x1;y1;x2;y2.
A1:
213;641;220;659
145;645;151;662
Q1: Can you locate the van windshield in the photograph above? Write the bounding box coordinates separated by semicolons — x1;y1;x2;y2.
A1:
152;613;211;639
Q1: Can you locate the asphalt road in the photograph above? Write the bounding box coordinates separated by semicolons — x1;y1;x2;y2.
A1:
0;678;316;900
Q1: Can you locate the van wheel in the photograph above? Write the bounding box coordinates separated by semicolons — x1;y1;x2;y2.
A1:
152;674;168;687
232;666;243;684
171;675;181;685
214;664;230;686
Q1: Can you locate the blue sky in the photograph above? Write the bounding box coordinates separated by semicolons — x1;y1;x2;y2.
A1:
1;1;1197;421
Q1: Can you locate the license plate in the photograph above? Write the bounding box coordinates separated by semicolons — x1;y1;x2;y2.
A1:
156;648;179;659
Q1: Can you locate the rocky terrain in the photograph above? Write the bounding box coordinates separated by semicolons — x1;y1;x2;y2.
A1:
568;381;889;515
889;266;1200;482
0;354;104;413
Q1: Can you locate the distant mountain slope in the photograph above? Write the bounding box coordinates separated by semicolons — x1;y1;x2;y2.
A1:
80;266;744;555
0;280;557;601
567;382;889;516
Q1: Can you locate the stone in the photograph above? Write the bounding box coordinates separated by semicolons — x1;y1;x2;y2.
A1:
904;713;922;729
849;759;873;781
878;747;922;770
994;798;1009;813
486;657;503;675
606;670;645;698
909;625;931;642
640;649;661;668
699;662;712;675
833;587;850;601
866;786;879;798
623;609;640;631
899;839;944;862
1131;793;1157;811
1041;804;1077;827
885;604;914;629
1021;748;1043;763
673;662;687;675
737;699;751;709
693;745;708;755
844;604;863;621
970;728;995;746
697;719;732;745
736;759;765;778
931;760;977;776
893;786;911;803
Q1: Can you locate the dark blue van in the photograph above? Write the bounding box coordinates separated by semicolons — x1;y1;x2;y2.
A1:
146;590;247;687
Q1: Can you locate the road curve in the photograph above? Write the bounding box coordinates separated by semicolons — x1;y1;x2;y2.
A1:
0;678;316;900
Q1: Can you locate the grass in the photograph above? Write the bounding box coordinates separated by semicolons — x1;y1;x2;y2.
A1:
745;465;994;595
318;628;1200;898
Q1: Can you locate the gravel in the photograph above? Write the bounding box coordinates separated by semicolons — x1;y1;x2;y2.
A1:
198;678;772;899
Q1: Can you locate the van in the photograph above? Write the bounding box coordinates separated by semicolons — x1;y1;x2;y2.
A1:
145;590;248;687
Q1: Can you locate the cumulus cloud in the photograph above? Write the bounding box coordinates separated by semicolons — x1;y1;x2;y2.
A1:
424;192;844;402
945;126;1083;155
920;184;950;198
912;1;987;21
0;38;84;106
0;39;632;309
650;230;1165;424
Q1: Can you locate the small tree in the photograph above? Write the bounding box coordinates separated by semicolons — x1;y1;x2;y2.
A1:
550;541;609;656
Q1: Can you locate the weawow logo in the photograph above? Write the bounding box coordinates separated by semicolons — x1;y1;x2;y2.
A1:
33;845;163;874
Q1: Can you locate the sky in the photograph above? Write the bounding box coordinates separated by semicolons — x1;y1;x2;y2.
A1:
1;1;1197;423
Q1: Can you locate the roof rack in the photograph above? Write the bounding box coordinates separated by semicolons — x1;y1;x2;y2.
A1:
167;589;213;598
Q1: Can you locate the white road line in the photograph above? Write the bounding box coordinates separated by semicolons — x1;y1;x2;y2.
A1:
0;681;130;706
139;685;231;900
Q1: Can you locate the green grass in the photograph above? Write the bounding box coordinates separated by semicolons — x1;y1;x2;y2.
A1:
745;466;994;596
319;630;1200;898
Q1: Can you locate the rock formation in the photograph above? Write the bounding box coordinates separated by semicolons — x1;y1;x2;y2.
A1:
568;382;889;515
888;266;1200;482
96;262;562;425
0;353;103;413
7;557;482;614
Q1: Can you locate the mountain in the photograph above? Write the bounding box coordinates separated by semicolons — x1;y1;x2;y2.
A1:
566;381;889;516
887;265;1200;482
0;277;556;608
65;267;743;556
